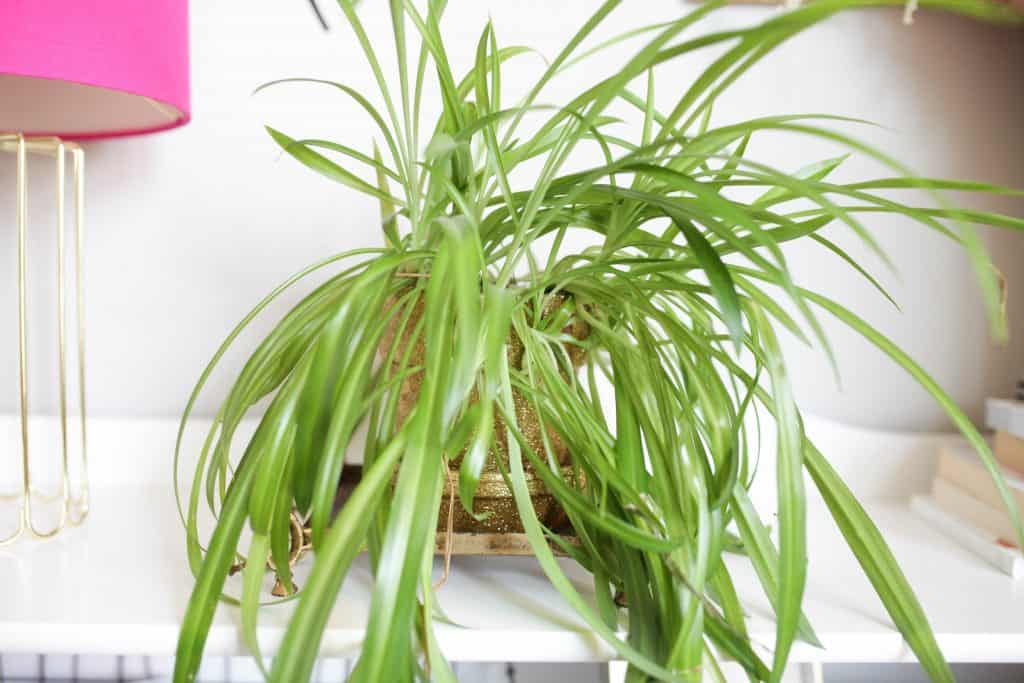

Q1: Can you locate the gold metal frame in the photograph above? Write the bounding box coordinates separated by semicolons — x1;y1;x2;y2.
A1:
0;133;89;545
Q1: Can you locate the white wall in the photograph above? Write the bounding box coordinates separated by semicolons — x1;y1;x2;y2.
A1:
0;0;1020;431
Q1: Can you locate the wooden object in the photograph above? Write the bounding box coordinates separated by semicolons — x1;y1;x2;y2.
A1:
434;531;577;556
335;464;580;555
995;430;1024;475
935;443;1024;512
931;477;1018;546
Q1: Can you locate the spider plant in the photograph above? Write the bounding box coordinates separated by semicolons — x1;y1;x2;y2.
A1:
173;1;1024;681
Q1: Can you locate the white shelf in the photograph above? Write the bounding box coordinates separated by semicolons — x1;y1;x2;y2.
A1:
0;416;1022;664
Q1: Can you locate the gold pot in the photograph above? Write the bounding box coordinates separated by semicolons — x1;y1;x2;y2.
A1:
381;286;589;535
437;466;580;535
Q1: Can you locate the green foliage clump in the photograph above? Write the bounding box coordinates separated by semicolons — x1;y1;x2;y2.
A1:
174;1;1024;681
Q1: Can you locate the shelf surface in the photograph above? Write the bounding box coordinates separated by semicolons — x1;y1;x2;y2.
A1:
2;483;1023;664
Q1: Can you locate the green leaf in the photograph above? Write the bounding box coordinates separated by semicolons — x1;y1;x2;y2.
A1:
267;127;402;205
373;142;401;248
676;219;744;345
240;533;271;677
496;354;687;682
458;283;514;512
802;288;1024;549
749;306;806;683
256;77;405;174
804;444;954;683
269;436;407;683
174;461;257;683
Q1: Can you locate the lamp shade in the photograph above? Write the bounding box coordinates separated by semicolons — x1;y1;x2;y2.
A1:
0;0;190;139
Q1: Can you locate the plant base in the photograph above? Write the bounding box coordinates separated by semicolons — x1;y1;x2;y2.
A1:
434;531;577;556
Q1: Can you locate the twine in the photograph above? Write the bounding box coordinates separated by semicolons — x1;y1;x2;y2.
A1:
433;459;457;591
997;266;1008;320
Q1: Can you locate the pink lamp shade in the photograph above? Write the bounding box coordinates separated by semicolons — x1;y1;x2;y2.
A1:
0;0;190;139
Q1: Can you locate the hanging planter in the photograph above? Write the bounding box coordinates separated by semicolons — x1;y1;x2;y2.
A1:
256;287;591;588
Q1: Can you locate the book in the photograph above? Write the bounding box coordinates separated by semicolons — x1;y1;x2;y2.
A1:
985;398;1024;440
935;443;1024;514
910;495;1024;578
994;430;1024;476
931;478;1018;548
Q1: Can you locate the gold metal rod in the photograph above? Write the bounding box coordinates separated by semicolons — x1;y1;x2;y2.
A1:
11;134;30;544
57;143;69;483
0;135;28;546
23;141;66;539
69;146;89;524
17;134;28;503
16;132;30;532
36;141;72;535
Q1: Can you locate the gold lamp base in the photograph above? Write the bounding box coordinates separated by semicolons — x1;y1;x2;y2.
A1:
0;133;89;544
